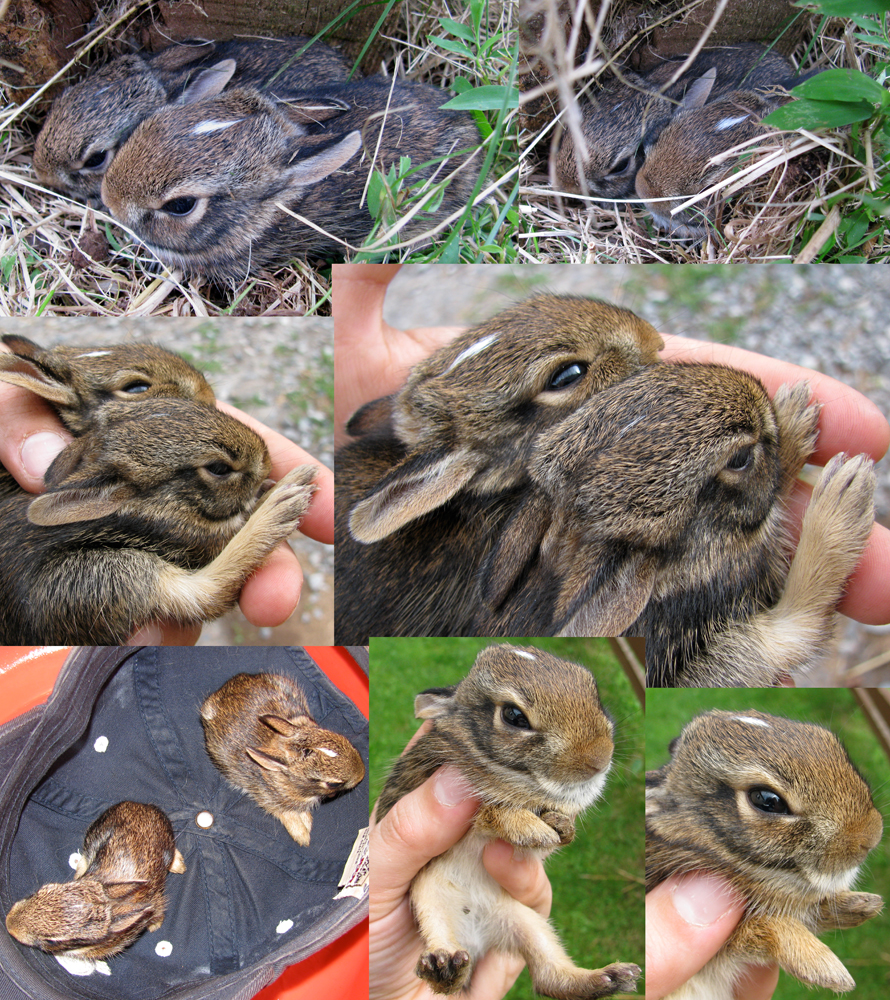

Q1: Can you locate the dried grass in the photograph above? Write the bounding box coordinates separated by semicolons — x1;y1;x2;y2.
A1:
519;0;890;263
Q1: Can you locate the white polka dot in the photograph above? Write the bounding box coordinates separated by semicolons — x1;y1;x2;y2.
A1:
155;941;173;957
276;919;294;934
69;852;83;870
196;811;214;829
93;736;109;753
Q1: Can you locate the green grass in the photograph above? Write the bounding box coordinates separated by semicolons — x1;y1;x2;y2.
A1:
370;637;644;999
646;688;890;1000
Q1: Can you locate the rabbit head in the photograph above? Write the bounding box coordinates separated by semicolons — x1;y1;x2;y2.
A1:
376;643;615;822
344;294;664;545
5;802;184;960
646;710;883;996
634;89;783;237
0;335;215;434
477;364;818;654
201;673;365;845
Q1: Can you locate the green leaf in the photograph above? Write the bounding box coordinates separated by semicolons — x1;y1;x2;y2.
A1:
437;17;476;42
791;67;889;103
763;97;876;129
440;85;520;111
428;35;473;57
366;171;385;218
807;0;890;14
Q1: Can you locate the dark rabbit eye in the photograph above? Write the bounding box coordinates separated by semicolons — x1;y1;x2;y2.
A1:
121;380;151;394
162;196;198;216
609;156;631;176
203;461;235;478
726;446;753;472
81;149;110;171
748;787;790;814
502;705;531;729
548;362;588;390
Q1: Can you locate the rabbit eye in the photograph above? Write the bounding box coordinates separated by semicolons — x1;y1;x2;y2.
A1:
81;149;111;171
547;362;588;390
203;461;235;478
726;446;753;472
501;705;531;729
748;787;790;814
121;381;151;394
162;196;198;216
609;156;631;176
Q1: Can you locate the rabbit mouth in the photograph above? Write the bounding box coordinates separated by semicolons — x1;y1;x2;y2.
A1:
536;768;611;811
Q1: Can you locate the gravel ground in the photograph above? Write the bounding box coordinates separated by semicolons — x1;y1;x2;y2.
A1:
380;264;890;685
0;317;333;645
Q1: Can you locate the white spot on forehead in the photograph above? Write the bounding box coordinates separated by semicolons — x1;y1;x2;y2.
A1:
76;351;112;358
716;114;751;131
732;715;770;728
444;333;499;374
192;119;243;136
318;747;338;757
513;651;537;661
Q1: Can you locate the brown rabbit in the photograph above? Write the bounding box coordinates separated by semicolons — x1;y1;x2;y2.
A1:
0;398;317;643
474;363;875;686
100;77;482;279
554;43;813;198
647;710;884;998
376;643;641;998
334;294;664;643
5;801;186;962
34;36;356;201
201;672;365;846
0;335;215;434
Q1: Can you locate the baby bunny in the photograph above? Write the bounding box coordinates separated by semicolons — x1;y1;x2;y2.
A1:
100;76;482;279
34;36;354;201
334;293;664;643
0;334;215;434
647;710;883;999
376;643;641;998
555;43;809;198
5;801;186;962
475;363;875;686
634;89;786;236
0;397;317;644
201;672;364;845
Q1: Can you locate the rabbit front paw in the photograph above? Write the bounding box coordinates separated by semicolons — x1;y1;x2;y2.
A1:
596;961;642;995
416;948;473;994
540;810;576;845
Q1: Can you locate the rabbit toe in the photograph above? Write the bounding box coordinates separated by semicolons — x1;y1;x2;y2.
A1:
416;948;472;994
598;962;642;994
540;810;576;845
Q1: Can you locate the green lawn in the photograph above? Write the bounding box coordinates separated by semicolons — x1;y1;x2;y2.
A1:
370;637;645;999
646;688;890;1000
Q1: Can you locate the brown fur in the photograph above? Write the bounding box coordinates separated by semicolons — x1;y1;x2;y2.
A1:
34;37;355;201
377;644;640;998
646;711;883;998
201;673;364;845
5;802;185;961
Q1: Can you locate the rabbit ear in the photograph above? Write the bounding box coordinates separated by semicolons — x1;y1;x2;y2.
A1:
480;492;553;610
151;41;217;71
178;58;237;104
681;67;717;111
109;906;155;934
283;130;362;188
346;396;395;437
0;340;77;407
414;686;458;719
348;447;484;543
103;879;150;900
246;746;289;772
559;549;656;636
278;96;351;124
259;712;312;736
27;486;134;527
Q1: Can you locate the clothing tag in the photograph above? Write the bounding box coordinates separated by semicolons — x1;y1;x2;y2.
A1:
335;826;369;899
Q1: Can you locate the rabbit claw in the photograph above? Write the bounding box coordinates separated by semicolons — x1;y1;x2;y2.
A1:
596;962;642;994
416;948;472;994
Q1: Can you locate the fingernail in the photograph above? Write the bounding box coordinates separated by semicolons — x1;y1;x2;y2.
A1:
20;432;68;479
432;766;474;808
672;874;739;927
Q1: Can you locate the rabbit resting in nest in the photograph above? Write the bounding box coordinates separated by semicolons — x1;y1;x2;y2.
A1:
646;710;884;999
376;643;641;998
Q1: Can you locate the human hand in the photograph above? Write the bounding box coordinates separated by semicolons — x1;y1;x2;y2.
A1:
645;874;778;1000
370;751;553;999
0;379;333;644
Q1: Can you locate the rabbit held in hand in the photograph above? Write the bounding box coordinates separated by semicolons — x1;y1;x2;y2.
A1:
201;672;365;845
5;801;186;962
34;36;354;201
0;334;215;434
101;77;482;279
334;293;664;643
555;43;809;198
0;398;317;643
377;643;641;998
477;363;875;686
647;710;883;999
